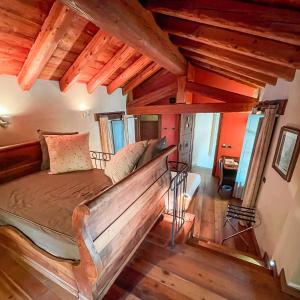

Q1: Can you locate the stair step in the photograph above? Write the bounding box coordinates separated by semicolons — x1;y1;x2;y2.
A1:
188;237;269;271
115;265;193;300
146;213;195;247
105;284;142;300
125;257;225;300
135;241;283;300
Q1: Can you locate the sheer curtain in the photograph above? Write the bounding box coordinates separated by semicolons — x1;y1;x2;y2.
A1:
233;114;263;198
98;115;136;154
242;106;278;208
98;116;114;153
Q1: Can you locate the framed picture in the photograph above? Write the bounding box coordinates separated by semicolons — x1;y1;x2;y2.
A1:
273;126;300;182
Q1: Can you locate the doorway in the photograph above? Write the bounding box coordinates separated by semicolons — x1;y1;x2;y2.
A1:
192;113;220;171
136;115;161;141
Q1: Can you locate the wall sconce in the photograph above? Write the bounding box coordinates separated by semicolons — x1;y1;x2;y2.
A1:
0;115;10;128
80;110;91;119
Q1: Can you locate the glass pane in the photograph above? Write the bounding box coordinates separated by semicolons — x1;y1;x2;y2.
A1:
127;117;136;144
236;114;263;186
111;120;125;152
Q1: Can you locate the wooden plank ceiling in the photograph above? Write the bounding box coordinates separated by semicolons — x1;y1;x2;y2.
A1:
0;0;299;113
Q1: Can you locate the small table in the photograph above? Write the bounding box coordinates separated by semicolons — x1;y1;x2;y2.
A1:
219;156;239;189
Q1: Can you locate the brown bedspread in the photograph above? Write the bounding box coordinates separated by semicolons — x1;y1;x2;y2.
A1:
0;169;112;259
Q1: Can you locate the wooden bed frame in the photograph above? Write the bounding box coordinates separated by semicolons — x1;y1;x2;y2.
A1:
0;141;176;299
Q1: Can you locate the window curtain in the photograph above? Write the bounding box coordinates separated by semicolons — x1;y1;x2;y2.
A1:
233;114;263;198
98;116;114;153
242;106;278;208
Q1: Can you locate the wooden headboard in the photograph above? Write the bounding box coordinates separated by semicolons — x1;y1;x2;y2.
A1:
0;141;42;184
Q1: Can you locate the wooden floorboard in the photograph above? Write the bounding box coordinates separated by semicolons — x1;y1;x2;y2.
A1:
0;247;73;300
189;167;259;256
0;230;294;300
0;168;292;299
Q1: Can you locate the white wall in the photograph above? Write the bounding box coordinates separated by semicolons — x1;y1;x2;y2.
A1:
0;76;126;150
255;70;300;289
192;113;220;169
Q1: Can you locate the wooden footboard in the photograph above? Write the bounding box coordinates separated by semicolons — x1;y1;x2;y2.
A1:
72;145;175;299
0;141;176;299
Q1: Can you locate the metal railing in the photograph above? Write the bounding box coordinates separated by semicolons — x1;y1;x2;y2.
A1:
90;151;113;169
90;152;188;248
166;161;189;248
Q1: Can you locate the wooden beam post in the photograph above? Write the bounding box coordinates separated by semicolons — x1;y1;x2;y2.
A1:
122;62;161;94
18;1;74;90
176;66;194;105
176;76;187;104
62;0;187;75
60;30;112;92
107;55;152;94
87;45;136;93
127;103;255;115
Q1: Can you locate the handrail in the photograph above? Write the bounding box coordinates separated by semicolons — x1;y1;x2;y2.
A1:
166;161;189;248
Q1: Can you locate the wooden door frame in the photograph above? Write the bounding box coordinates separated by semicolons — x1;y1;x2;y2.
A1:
212;113;223;177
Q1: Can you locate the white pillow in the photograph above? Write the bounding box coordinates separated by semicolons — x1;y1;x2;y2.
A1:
104;141;147;183
45;133;93;174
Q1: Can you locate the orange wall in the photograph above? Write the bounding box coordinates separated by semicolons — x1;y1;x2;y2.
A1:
192;69;254;177
214;112;249;176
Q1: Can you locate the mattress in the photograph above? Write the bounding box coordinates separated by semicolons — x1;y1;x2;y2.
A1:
0;169;112;260
165;171;201;213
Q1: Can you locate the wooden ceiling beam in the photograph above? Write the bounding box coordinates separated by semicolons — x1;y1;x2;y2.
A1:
190;60;266;88
129;82;177;107
157;16;300;69
177;42;295;81
62;0;186;76
185;81;258;104
17;1;74;90
107;55;152;94
122;62;161;95
127;103;254;115
145;0;300;46
60;30;112;92
87;45;136;93
185;53;277;85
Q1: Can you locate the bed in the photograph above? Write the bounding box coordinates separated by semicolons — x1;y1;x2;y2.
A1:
0;141;175;299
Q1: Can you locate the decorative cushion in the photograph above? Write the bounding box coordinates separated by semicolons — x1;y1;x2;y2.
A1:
137;137;168;168
104;141;147;184
45;133;93;174
37;129;78;170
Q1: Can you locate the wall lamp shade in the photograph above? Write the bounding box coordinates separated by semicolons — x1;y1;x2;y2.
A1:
0;115;10;128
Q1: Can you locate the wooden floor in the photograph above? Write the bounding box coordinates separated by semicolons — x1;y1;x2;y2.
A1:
0;229;294;300
0;170;291;299
189;167;260;256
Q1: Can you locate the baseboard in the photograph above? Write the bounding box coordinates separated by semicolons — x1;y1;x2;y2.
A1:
279;269;300;299
264;252;300;299
249;227;262;259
